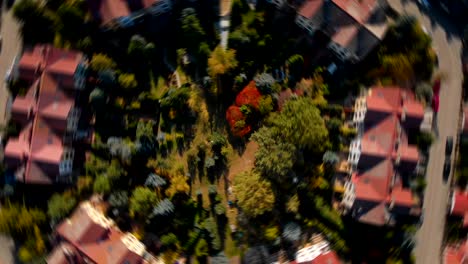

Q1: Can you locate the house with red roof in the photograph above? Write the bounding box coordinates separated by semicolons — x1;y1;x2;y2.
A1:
288;0;389;63
443;240;468;264
86;0;171;28
342;86;425;226
4;45;87;184
449;189;468;228
47;201;162;264
293;234;341;264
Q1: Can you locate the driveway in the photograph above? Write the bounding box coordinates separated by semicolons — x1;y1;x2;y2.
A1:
0;2;21;264
389;1;463;263
0;3;22;126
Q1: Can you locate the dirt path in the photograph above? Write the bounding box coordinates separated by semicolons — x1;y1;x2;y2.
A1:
227;141;258;182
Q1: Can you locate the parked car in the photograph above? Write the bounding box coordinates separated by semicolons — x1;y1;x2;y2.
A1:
446;136;453;156
443;157;451;182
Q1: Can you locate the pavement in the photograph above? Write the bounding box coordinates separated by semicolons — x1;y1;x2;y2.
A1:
0;3;21;264
390;1;463;263
0;2;21;126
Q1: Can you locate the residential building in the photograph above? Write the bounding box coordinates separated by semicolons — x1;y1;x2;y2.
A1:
449;189;468;228
87;0;172;28
342;86;425;226
47;201;162;264
443;239;468;264
294;243;340;264
4;45;87;184
264;0;389;63
294;0;389;63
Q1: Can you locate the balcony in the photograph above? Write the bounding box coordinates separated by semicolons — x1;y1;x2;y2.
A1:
59;149;74;176
73;61;87;90
67;108;80;132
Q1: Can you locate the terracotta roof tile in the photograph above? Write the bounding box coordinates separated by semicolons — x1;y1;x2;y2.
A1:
311;250;341;264
298;0;324;19
444;241;468;264
451;190;468;217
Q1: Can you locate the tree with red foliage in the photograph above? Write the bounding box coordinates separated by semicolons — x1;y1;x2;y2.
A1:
226;105;251;137
235;81;261;109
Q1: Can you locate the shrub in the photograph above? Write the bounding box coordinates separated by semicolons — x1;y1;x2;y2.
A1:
417;132;434;151
226;106;251;137
235;82;261;109
240;104;252;116
415;82;433;104
254;73;276;94
215;203;226;215
259;95;274;116
161;233;179;247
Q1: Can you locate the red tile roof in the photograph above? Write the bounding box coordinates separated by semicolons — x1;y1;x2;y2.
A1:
46;243;78;264
451;190;468;228
350;86;424;225
332;0;377;24
444;241;468;264
50;202;154;264
298;0;324;19
5;45;83;184
331;24;360;47
98;0;131;25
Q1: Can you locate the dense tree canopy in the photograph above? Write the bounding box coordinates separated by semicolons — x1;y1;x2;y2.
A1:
47;193;77;221
233;170;275;217
90;53;116;72
130;187;158;218
208;46;238;77
267;98;329;151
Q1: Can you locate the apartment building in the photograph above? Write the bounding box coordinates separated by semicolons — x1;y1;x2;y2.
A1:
342;86;425;226
4;45;87;184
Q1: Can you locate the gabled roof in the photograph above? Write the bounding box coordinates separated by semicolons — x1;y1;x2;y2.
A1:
357;202;388;226
51;202;156;264
451;190;468;226
98;0;131;25
56;202;112;245
348;86;424;225
46;243;78;264
298;0;324;19
311;250;341;264
444;241;468;264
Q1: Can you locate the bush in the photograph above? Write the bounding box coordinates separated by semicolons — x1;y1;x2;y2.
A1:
415;82;433;104
259;95;274;116
161;233;179;247
239;104;252;116
417;132;434;151
215;203;226;215
254;73;276;94
235;82;261;109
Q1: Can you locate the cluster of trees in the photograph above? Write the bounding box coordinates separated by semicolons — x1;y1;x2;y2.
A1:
378;16;436;83
13;0;89;46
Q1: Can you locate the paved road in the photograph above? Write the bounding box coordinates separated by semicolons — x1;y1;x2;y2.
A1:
0;3;21;264
390;1;463;263
0;4;21;126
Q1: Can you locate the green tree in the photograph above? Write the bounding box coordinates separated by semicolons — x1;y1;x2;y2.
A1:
56;2;85;42
0;204;46;239
93;176;111;195
208;46;238;77
231;0;249;28
415;82;433;104
165;174;190;198
130;187;157;218
118;73;138;90
180;8;205;54
108;191;129;209
287;54;304;82
267;98;329;151
233;170;275;217
127;35;147;57
13;0;56;44
251;126;296;180
90;53;116;72
47;193;77;221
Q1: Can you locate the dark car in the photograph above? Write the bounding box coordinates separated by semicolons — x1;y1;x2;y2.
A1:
446;136;453;156
443;158;451;182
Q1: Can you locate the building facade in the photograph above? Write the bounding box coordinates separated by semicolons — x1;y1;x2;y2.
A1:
4;45;87;184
